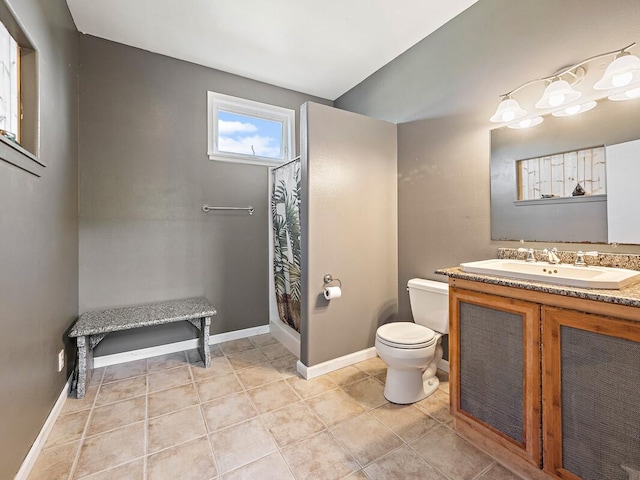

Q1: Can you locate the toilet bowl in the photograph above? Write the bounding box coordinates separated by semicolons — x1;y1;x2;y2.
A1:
375;279;448;404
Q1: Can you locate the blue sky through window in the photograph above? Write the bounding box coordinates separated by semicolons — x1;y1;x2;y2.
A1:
218;110;283;159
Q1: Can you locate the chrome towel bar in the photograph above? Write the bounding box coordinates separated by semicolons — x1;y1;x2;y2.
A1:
202;204;254;215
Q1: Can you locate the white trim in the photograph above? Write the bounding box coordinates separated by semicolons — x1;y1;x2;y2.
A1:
210;324;270;343
94;339;199;368
297;347;378;380
268;319;300;358
14;375;72;480
93;325;269;368
207;91;295;166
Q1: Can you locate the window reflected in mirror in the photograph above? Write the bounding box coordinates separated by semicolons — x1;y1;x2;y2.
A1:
516;146;606;201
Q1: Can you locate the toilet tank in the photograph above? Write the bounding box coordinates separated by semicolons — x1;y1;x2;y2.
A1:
408;278;449;334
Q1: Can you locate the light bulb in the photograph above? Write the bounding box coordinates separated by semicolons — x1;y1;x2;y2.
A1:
565;105;581;115
536;79;581;109
626;86;640;98
490;97;527;123
612;71;633;87
552;100;597;117
608;86;640;101
502;111;515;122
549;94;565;107
507;116;543;129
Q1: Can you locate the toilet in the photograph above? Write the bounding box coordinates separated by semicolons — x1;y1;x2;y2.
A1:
375;278;449;404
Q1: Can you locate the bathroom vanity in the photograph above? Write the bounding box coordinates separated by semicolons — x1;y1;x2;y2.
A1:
437;257;640;480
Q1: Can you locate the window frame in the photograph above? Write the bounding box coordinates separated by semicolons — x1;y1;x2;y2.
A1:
0;0;41;176
207;91;295;167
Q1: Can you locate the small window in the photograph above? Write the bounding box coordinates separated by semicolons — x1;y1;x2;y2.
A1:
0;1;40;175
0;21;19;142
207;92;295;166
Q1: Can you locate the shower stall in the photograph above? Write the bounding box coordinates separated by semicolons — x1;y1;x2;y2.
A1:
268;102;398;375
268;157;302;357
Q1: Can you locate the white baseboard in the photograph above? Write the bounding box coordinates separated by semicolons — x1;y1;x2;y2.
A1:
297;347;378;380
15;375;72;480
268;319;300;358
94;324;270;368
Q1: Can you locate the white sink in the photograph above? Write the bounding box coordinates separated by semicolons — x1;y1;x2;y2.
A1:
460;259;640;290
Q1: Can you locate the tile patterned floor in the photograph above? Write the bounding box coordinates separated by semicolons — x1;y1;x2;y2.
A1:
28;334;525;480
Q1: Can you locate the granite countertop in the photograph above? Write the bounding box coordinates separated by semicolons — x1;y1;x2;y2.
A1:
70;297;217;337
435;266;640;309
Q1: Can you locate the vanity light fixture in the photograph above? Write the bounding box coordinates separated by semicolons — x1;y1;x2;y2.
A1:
535;79;582;109
608;85;640;101
491;42;640;127
593;50;640;90
551;100;597;117
489;96;527;123
507;116;544;129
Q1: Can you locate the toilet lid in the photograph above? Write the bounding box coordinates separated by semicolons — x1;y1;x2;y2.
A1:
376;323;436;349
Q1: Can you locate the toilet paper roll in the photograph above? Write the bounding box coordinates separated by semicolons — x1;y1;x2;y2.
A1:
323;286;342;300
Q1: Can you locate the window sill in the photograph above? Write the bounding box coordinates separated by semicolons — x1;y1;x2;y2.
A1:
0;134;44;176
514;194;606;206
208;154;288;167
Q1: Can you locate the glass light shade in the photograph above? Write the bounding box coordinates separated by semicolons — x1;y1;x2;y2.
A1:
594;53;640;90
608;86;640;101
507;116;544;129
490;97;527;123
552;100;597;117
535;80;582;109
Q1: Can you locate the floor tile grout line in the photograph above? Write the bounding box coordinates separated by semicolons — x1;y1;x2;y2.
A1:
354;442;410;473
65;376;103;480
190;358;222;477
328;410;407;470
471;461;497;480
216;343;313;478
71;453;147;480
324;428;361;478
143;365;149;480
146;432;211;458
404;436;457;480
403;423;490;480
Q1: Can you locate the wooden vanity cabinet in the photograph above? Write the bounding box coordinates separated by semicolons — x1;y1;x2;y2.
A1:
448;278;640;480
449;287;542;467
542;307;640;480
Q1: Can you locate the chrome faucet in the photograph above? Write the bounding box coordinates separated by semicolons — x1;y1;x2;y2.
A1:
518;247;536;262
543;248;561;264
574;251;598;267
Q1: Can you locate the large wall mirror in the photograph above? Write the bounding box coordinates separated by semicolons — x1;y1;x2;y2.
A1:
491;98;640;244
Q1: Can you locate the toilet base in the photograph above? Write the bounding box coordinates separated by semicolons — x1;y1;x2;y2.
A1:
383;368;440;405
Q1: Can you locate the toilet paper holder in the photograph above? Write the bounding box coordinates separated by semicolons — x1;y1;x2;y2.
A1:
323;274;342;288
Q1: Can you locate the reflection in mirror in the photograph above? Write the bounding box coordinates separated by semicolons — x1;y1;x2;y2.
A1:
491;98;640;244
515;146;606;201
606;139;640;244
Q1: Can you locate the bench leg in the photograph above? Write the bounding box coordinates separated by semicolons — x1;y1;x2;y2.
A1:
76;335;94;399
198;316;212;368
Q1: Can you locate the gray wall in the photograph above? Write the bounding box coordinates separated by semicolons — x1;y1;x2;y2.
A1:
0;0;78;477
336;0;640;322
300;102;398;367
79;36;331;355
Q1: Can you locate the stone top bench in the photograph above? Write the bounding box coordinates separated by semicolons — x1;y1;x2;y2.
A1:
70;297;217;337
69;297;216;398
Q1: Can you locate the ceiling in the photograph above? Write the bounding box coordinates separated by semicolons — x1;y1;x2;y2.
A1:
66;0;478;100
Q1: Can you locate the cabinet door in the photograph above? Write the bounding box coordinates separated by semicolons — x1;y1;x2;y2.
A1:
450;288;541;466
542;307;640;480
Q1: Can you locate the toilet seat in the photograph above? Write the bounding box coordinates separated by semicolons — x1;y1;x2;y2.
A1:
376;323;436;349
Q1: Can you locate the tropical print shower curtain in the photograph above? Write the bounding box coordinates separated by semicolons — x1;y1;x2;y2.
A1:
271;159;301;332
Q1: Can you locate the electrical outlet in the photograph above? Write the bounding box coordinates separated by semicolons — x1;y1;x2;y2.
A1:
58;349;65;372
